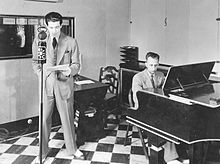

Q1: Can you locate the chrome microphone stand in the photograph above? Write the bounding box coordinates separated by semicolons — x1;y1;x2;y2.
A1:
39;61;44;164
37;27;47;164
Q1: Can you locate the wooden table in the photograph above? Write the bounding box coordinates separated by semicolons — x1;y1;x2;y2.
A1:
74;75;108;113
73;75;109;144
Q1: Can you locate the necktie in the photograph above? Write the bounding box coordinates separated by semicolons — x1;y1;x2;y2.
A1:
150;74;155;88
52;37;57;49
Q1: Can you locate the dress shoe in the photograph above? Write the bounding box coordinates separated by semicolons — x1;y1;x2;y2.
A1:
74;149;85;160
167;159;183;164
181;159;189;164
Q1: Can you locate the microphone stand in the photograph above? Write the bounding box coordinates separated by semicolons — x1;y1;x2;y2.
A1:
37;27;47;164
39;61;44;164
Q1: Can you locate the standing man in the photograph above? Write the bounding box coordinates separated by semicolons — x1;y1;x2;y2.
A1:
132;52;182;164
32;12;84;163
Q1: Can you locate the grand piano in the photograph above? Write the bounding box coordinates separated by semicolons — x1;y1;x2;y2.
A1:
125;61;220;164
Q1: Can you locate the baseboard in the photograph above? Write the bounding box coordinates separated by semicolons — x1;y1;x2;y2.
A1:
0;110;61;141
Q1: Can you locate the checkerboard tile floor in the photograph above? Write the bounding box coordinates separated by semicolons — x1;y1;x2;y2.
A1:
0;120;149;164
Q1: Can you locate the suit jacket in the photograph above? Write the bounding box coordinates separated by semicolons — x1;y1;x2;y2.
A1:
32;32;80;100
132;69;165;108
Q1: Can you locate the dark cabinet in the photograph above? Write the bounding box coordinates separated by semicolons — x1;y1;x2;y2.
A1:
120;46;139;69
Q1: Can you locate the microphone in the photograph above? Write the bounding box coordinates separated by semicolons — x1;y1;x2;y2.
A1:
37;26;47;64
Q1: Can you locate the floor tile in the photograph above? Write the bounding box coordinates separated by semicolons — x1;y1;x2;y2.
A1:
98;136;116;144
112;144;131;154
20;145;39;156
105;129;117;137
48;139;65;149
131;138;143;147
49;131;57;139
52;132;64;140
91;151;112;163
117;124;128;131
5;145;27;154
129;154;149;164
70;159;91;164
116;130;128;138
12;155;35;164
0;153;19;164
96;143;114;152
47;148;60;157
0;144;11;153
90;161;109;164
50;158;72;164
131;132;139;138
80;142;98;152
31;156;55;164
131;146;145;155
30;138;39;146
131;126;138;132
14;137;36;145
57;127;63;133
115;137;126;145
111;153;130;164
55;149;74;159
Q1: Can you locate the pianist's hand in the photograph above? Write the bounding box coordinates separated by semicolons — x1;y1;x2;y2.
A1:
129;106;138;110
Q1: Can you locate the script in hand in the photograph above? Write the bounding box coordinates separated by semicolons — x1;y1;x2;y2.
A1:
74;80;95;85
47;64;69;71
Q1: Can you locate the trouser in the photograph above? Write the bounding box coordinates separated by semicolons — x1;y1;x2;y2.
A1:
163;142;179;162
40;85;77;156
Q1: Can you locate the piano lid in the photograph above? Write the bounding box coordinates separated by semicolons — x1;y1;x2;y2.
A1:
162;61;216;92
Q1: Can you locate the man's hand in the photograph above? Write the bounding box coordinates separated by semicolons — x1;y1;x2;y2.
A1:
57;66;71;81
61;66;71;77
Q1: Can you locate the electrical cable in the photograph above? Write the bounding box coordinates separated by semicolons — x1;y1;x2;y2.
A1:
0;128;9;141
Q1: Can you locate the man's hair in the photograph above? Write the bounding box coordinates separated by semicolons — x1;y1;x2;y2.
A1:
45;12;63;26
145;52;160;61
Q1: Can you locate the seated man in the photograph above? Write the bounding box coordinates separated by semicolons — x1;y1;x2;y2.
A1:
132;52;182;164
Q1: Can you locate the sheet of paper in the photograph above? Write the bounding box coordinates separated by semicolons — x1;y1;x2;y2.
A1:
74;80;95;85
168;94;192;105
47;64;69;71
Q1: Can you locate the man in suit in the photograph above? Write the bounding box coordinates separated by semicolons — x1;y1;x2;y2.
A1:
132;52;182;164
32;12;84;163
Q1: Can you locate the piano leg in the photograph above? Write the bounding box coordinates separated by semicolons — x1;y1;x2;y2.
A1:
147;133;166;164
188;142;209;164
149;148;165;164
202;142;209;164
137;127;149;160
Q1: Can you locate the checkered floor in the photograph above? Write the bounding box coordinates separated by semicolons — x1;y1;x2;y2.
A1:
0;119;148;164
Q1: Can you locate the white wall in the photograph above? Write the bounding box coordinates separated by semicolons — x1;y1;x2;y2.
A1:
189;0;218;63
0;59;38;124
130;0;220;67
130;0;166;61
0;0;130;123
105;0;130;66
